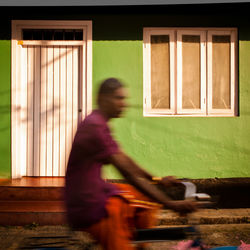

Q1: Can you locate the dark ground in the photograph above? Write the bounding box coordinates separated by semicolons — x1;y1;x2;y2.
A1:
0;223;249;249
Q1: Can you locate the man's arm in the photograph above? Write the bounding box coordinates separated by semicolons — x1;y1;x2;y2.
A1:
115;151;183;188
109;151;197;214
112;150;181;185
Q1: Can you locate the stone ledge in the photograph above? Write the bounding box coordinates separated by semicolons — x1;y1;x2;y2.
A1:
158;208;250;225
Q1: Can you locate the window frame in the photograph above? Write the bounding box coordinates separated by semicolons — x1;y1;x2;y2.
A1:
143;28;175;115
143;27;238;117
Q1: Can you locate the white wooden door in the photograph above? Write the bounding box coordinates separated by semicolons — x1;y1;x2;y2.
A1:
11;21;92;179
23;45;80;176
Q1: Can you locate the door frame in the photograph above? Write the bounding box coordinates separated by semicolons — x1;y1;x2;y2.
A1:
11;20;92;178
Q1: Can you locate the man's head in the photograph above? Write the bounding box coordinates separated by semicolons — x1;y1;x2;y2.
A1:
97;78;127;119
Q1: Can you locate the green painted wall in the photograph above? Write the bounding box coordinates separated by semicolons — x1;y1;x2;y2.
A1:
0;40;11;178
0;5;250;179
97;38;250;179
92;7;250;179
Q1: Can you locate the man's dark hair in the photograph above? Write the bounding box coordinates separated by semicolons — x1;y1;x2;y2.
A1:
98;78;124;96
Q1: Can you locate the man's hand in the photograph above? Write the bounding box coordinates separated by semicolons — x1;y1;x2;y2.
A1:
167;200;198;216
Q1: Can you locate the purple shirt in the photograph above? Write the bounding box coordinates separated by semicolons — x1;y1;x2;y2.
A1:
65;110;119;228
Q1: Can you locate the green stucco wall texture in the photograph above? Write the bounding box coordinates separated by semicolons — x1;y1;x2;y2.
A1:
0;40;11;178
97;39;250;179
0;5;250;179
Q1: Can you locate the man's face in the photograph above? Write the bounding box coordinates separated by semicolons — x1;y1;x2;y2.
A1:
104;87;128;118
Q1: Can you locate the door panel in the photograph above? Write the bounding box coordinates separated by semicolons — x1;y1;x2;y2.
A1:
24;45;80;176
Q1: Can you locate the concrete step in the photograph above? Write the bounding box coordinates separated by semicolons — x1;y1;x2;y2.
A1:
0;201;66;226
0;201;65;212
0;178;67;225
0;186;64;201
0;177;64;201
0;200;249;226
0;177;65;187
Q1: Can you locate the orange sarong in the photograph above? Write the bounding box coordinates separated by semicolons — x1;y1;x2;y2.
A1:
85;183;159;250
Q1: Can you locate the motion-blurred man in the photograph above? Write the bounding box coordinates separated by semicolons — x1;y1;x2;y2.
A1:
65;78;196;250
